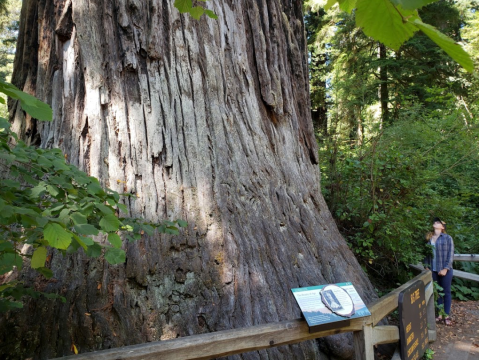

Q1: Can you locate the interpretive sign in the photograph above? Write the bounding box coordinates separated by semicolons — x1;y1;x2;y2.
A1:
398;280;428;360
291;282;371;333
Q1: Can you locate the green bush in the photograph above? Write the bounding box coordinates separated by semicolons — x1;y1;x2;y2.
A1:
319;100;479;286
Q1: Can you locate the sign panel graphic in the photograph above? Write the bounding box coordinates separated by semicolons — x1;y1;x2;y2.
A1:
291;282;370;333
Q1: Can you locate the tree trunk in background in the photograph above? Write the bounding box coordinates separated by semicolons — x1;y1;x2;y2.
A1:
310;53;328;138
1;1;376;359
379;43;389;124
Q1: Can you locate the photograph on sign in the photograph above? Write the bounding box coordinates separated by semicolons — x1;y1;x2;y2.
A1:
321;284;355;317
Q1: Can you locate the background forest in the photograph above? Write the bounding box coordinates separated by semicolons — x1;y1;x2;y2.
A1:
0;0;478;308
305;0;479;299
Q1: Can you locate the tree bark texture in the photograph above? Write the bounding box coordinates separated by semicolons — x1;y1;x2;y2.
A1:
2;1;376;359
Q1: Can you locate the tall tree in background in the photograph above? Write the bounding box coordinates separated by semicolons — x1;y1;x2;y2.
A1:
0;0;375;359
305;9;329;137
0;0;21;118
306;0;474;134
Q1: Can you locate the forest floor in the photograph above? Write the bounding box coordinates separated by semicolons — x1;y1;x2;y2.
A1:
430;299;479;360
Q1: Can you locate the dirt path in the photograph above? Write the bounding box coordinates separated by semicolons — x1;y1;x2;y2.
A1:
430;300;479;360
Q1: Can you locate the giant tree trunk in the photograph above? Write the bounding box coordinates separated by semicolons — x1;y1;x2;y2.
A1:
1;1;376;359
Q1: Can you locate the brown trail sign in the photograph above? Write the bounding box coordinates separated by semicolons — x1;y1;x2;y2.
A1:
398;280;429;360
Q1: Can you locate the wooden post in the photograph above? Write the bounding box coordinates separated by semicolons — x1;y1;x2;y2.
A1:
426;286;436;342
354;323;374;360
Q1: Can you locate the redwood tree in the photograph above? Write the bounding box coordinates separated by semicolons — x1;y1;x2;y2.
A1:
1;0;375;359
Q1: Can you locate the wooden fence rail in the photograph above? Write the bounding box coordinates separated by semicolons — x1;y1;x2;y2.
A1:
410;254;479;283
52;271;434;360
454;254;479;262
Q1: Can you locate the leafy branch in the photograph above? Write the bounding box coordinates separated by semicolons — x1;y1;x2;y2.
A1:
0;81;187;312
322;0;474;72
174;0;218;20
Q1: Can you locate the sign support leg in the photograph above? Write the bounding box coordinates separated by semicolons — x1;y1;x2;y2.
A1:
426;290;436;342
353;323;374;360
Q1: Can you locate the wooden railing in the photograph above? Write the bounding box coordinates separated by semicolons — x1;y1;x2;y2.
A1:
411;254;479;283
454;254;479;262
52;270;434;360
453;254;479;282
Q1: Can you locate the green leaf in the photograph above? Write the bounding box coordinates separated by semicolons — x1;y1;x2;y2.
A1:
0;283;16;292
43;223;72;249
52;159;70;171
21;214;37;227
87;182;104;196
3;179;20;189
142;224;155;236
80;202;95;216
108;233;122;249
23;174;37;186
36;267;53;278
31;182;47;197
46;185;60;196
338;0;357;13
204;9;218;19
165;226;180;235
99;214;121;232
0;241;13;251
0;81;53;121
109;191;120;202
13;207;39;216
86;243;102;257
0;117;10;132
58;208;71;224
71;235;87;250
73;173;90;185
74;235;94;247
35;216;49;227
189;6;204;20
105;248;126;264
0;253;23;275
356;0;419;51
174;0;192;13
95;203;114;215
0;152;15;163
0;299;23;312
391;0;438;10
9;165;19;177
322;0;357;12
74;224;100;236
412;19;474;73
324;0;339;11
67;239;81;252
117;203;128;213
0;205;14;220
177;219;188;227
31;247;47;269
0;198;4;212
70;212;88;225
37;155;53;168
